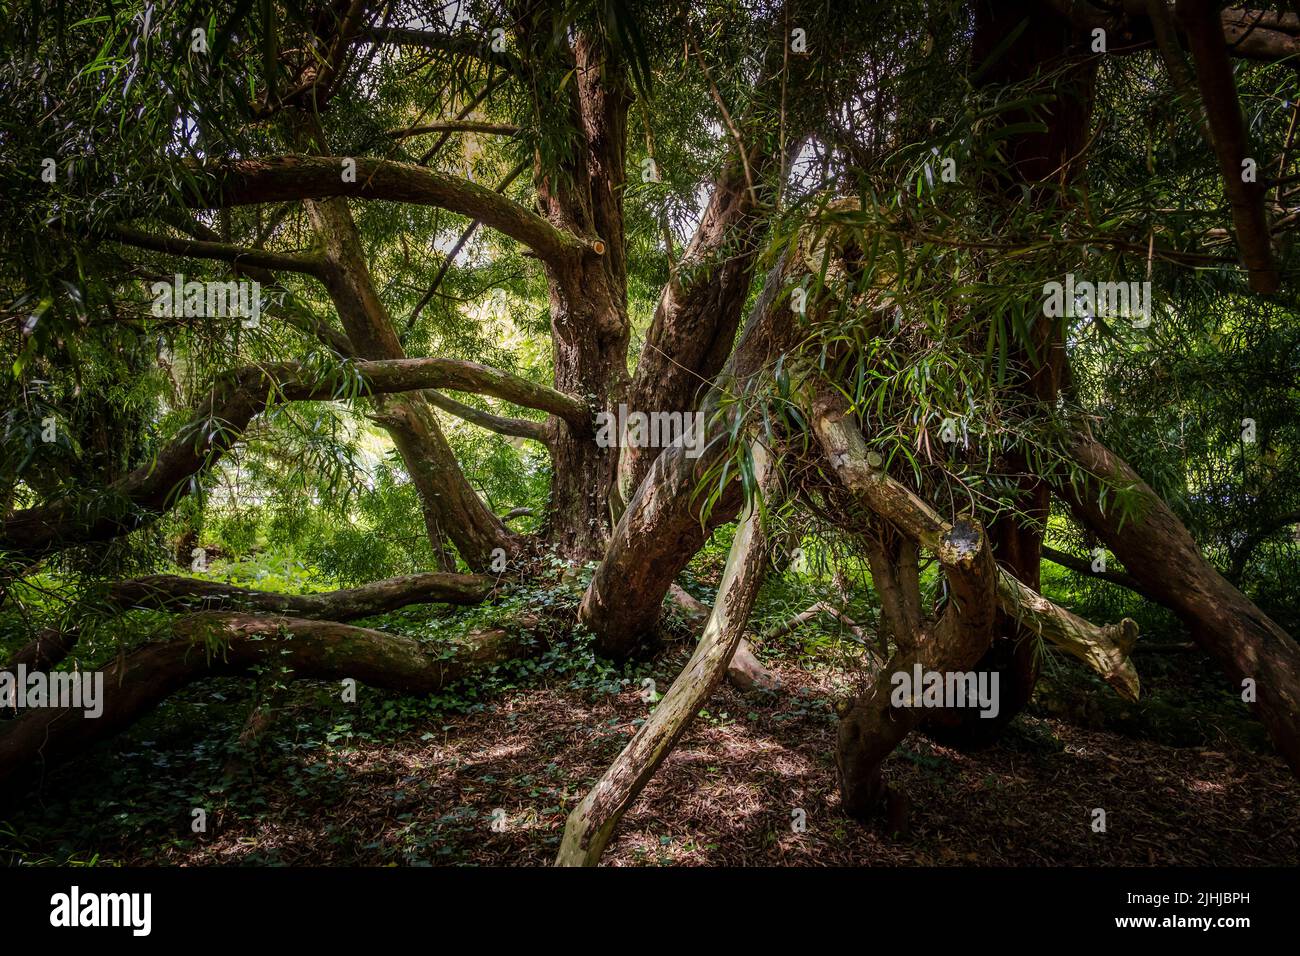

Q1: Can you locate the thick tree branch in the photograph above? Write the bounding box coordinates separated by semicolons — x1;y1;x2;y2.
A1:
557;443;774;865
581;249;802;658
189;156;594;268
810;384;1140;700
0;357;586;557
835;517;999;818
423;391;552;445
1046;2;1300;61
1058;428;1300;774
105;571;494;619
1178;0;1279;292
0;612;535;791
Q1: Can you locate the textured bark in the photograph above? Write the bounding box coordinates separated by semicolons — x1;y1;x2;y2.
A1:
581;251;801;659
556;444;773;865
1177;0;1278;292
667;583;782;692
619;0;858;500
617;154;771;503
835;518;999;819
0;613;533;792
105;572;493;619
1046;2;1300;63
810;383;1139;699
1059;431;1300;775
528;29;632;561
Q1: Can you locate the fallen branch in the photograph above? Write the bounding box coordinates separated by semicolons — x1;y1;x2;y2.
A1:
0;612;534;792
105;572;494;619
667;583;781;692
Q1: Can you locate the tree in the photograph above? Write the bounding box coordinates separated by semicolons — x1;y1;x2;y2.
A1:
2;0;1299;864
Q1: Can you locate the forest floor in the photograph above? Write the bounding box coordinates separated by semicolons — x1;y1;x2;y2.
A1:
4;620;1298;867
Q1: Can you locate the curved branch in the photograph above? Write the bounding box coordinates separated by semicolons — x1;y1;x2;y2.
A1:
0;612;535;791
153;213;355;355
0;357;586;557
105;572;494;619
189;156;594;267
106;225;326;278
424;391;552;445
809;383;1140;700
557;443;774;866
1228;508;1300;582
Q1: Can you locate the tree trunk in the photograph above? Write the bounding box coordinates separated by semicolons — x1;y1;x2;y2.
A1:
924;0;1097;747
556;443;773;865
581;251;800;659
1059;430;1300;775
836;518;999;818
